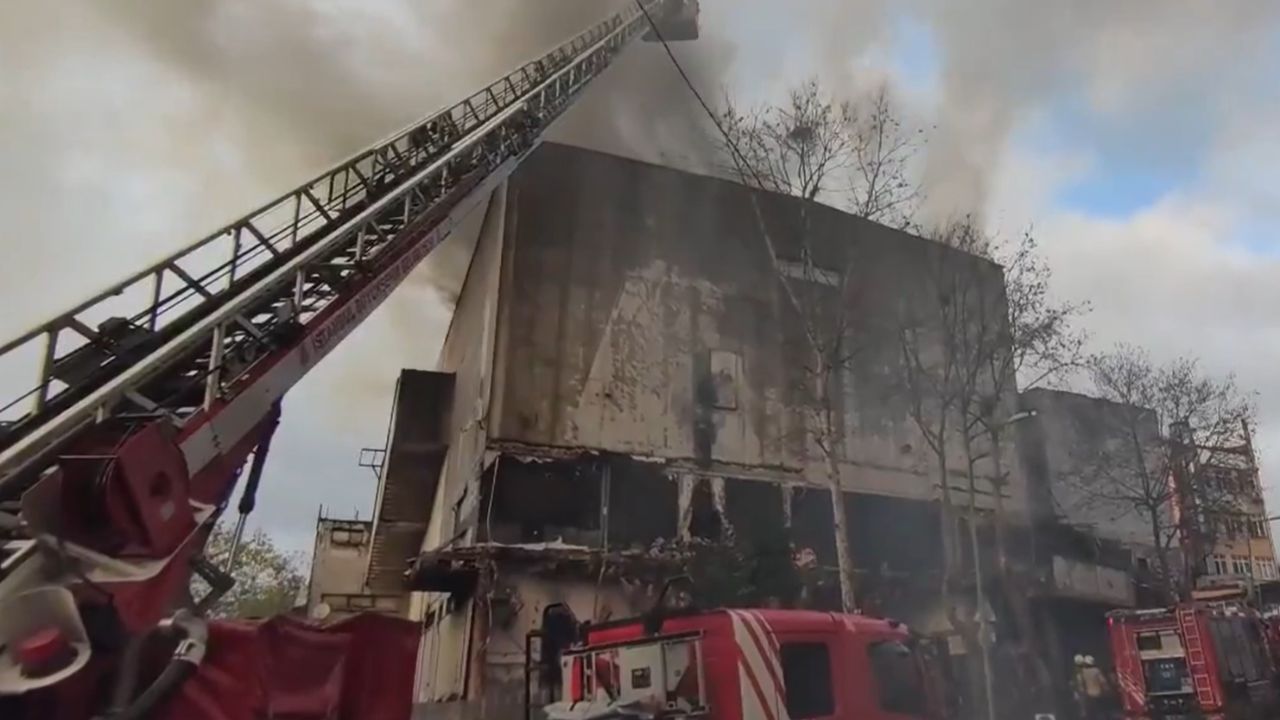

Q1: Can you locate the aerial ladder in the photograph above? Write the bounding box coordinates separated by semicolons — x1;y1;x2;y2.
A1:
0;1;698;716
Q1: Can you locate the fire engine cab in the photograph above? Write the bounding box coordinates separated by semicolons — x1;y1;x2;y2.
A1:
536;605;945;720
1108;604;1279;719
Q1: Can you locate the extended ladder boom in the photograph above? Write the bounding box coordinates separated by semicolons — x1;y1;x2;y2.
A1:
0;3;701;710
0;1;692;499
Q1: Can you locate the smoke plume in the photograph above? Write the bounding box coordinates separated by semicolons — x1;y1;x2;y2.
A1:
3;0;1274;388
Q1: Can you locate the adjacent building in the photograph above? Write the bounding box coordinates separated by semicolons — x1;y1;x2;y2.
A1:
1016;388;1163;686
1016;387;1280;678
1019;388;1168;583
1176;424;1278;597
305;515;405;620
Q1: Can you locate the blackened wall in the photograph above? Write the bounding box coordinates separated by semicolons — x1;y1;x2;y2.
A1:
487;143;1024;511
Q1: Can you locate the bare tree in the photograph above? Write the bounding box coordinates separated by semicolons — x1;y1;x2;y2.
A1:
896;220;995;708
713;79;923;612
898;219;1086;716
1070;345;1256;600
967;230;1087;711
717;80;922;226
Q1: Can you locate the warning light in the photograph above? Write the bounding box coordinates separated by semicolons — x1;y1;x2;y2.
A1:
17;627;75;679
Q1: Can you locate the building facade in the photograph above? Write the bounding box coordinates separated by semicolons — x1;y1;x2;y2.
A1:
1019;388;1168;576
1015;388;1163;701
306;515;405;619
365;143;1029;720
1178;424;1279;597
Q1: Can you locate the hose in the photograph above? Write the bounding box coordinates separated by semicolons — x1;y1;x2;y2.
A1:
101;611;208;720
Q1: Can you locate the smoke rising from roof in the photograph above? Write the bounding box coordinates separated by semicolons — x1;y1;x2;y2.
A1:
90;0;732;183
81;0;734;313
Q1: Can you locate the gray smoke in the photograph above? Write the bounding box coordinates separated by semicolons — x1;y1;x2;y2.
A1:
685;0;1280;224
86;0;736;305
89;0;733;183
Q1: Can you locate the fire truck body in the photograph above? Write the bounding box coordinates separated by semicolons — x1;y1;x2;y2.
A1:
545;609;942;720
1108;604;1278;719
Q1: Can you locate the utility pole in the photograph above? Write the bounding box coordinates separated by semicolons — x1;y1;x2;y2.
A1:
971;408;1037;720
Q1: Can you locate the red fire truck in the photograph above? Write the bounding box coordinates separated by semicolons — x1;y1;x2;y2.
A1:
536;604;947;720
1108;604;1279;719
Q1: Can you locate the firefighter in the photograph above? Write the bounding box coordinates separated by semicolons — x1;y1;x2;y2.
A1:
1073;655;1113;719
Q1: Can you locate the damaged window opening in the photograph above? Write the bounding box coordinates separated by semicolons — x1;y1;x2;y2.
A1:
724;478;785;547
480;456;603;546
789;487;836;566
688;478;722;541
607;461;678;549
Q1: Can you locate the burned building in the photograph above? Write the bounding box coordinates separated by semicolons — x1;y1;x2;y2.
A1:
365;143;1027;718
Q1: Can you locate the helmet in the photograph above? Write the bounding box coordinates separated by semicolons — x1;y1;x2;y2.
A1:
1074;654;1086;666
1085;655;1096;666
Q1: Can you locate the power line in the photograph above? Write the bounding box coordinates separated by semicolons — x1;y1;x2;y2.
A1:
632;1;770;190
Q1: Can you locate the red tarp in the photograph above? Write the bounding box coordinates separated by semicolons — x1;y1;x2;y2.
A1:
156;612;419;720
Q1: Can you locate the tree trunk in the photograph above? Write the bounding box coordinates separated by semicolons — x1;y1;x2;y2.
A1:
1150;508;1175;603
815;364;857;613
960;431;996;720
936;444;957;582
826;452;858;612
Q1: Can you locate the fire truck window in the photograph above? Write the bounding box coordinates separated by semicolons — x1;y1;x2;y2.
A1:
780;642;834;718
1135;632;1163;652
868;640;927;716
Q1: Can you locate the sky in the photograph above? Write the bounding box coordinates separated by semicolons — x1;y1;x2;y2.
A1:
2;1;1280;558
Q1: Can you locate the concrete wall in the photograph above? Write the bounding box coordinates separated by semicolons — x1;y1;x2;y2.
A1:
1019;388;1164;549
415;592;476;706
483;574;642;720
413;573;647;720
308;518;373;610
307;517;406;617
488;143;1023;511
426;184;510;551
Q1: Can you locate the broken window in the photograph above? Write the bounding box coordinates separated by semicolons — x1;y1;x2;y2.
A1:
723;479;785;545
780;642;834;718
789;487;835;566
607;461;678;549
724;479;798;604
480;457;602;546
850;493;943;576
687;478;722;541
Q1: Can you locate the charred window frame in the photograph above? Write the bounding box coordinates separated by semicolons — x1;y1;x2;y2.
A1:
480;457;603;545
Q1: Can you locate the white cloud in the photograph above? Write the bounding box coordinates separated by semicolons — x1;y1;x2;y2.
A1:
994;103;1280;513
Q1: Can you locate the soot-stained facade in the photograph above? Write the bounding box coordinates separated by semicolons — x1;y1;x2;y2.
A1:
368;143;1024;719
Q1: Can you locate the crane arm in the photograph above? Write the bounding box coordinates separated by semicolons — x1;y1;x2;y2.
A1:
0;0;699;676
